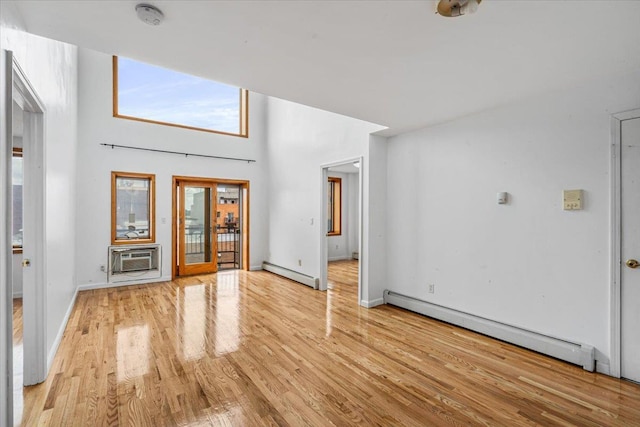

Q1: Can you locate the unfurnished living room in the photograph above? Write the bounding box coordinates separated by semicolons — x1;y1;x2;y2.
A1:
1;1;640;426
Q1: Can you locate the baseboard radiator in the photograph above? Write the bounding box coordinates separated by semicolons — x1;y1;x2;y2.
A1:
262;262;319;290
383;290;595;372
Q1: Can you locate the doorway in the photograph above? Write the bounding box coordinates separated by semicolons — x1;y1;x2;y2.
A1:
614;110;640;383
2;51;47;426
321;158;363;304
173;176;249;277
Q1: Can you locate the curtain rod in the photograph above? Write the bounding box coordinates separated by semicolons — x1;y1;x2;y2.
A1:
100;143;256;163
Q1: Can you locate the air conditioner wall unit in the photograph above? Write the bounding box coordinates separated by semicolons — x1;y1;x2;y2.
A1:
119;250;153;272
108;244;161;283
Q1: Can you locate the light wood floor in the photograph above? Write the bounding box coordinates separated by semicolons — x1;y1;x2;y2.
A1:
15;260;640;426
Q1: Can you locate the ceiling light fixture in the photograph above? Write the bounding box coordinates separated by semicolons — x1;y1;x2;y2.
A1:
437;0;481;17
135;3;164;26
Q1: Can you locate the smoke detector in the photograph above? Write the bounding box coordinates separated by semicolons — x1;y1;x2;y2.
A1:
135;3;164;26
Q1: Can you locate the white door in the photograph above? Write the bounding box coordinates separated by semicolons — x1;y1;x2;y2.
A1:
621;116;640;382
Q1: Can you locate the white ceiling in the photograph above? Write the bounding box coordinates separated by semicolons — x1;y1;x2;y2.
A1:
11;1;640;136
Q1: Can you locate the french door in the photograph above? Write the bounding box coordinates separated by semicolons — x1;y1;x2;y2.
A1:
177;180;217;276
173;176;250;278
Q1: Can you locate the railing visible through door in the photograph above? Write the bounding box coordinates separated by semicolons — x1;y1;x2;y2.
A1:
184;224;240;270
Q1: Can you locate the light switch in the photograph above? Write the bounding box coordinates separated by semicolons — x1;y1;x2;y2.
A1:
563;189;583;210
497;192;508;204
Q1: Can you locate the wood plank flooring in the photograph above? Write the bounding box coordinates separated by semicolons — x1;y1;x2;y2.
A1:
16;260;640;426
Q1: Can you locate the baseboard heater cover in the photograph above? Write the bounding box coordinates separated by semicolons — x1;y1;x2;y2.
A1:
383;290;595;372
262;262;319;290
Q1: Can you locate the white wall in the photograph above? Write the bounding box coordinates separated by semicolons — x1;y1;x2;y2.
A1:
1;1;79;364
266;97;384;293
12;254;22;297
385;71;640;372
362;134;388;306
75;48;269;286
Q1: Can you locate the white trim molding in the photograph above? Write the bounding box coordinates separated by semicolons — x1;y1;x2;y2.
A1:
262;262;319;289
77;275;173;292
12;55;48;388
609;108;640;379
47;288;78;370
360;298;384;308
384;290;596;372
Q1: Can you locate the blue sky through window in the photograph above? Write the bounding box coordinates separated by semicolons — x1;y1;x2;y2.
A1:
117;57;241;134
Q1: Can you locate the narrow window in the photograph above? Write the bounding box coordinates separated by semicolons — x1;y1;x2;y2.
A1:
327;177;342;236
12;148;23;253
111;171;156;244
113;56;249;137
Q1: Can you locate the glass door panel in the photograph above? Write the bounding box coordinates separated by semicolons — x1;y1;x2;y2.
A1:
178;182;217;275
216;184;242;270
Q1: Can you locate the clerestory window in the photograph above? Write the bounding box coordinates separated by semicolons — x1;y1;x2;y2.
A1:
113;56;248;137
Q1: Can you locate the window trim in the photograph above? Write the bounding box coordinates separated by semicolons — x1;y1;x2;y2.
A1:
111;171;156;245
112;56;249;138
12;147;23;254
327;177;342;236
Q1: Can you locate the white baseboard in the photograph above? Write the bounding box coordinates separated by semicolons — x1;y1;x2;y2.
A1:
328;256;351;262
77;275;172;292
383;290;596;372
13;292;23;299
262;262;319;289
596;360;611;375
249;265;263;271
47;287;78;371
360;298;384;308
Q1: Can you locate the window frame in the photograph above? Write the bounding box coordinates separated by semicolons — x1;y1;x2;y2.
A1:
327;177;342;236
12;147;23;254
112;56;249;138
111;171;156;245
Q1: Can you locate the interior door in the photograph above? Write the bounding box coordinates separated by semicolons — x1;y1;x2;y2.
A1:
178;181;217;276
621;116;640;382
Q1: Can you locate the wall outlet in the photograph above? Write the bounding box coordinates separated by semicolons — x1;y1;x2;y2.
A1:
298;259;302;266
335;245;339;250
100;265;106;272
428;284;435;294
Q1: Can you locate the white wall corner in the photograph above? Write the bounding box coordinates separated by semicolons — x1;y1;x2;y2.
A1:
360;298;384;308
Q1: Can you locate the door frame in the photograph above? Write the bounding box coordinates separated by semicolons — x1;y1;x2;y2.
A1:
609;108;640;378
172;175;250;278
319;157;363;303
178;180;218;276
2;51;47;425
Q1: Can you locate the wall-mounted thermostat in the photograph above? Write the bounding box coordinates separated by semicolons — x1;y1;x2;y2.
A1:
563;189;583;210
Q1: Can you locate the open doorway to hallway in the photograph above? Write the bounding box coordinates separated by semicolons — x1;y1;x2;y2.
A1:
325;161;361;303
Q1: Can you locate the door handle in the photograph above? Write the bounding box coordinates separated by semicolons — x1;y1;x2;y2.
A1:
626;259;640;269
22;259;31;267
